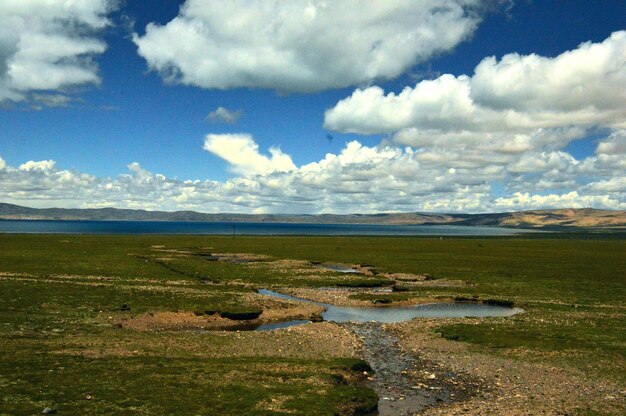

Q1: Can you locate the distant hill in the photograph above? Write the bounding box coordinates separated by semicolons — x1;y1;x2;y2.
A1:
0;203;624;230
454;208;626;229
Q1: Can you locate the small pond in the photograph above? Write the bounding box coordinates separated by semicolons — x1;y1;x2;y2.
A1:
258;289;523;330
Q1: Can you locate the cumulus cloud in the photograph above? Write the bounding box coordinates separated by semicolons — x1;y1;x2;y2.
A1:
133;0;483;93
18;160;57;172
584;177;626;194
321;32;626;209
203;133;296;176
324;31;626;139
507;151;578;175
206;107;243;124
596;130;626;155
0;0;114;104
1;130;624;213
492;192;623;211
471;32;626;115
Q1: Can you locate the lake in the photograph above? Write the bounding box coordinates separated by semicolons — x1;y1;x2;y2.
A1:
0;219;539;236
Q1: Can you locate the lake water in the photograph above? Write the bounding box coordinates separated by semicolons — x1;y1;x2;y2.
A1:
0;219;537;236
258;289;523;326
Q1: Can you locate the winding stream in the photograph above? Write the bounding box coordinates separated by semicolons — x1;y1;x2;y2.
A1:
258;289;522;415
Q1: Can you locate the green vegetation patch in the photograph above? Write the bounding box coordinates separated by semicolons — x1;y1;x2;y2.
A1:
0;350;375;415
1;233;625;413
438;303;626;382
333;278;392;288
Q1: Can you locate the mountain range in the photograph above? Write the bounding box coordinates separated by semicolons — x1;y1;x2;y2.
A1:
1;203;624;230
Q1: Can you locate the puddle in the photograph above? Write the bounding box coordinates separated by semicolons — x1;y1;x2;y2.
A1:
318;264;362;273
256;319;311;331
258;289;523;323
220;319;311;332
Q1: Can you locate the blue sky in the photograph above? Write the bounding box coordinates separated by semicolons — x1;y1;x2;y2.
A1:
0;0;625;214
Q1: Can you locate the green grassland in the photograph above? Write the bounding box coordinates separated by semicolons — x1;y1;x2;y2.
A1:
0;234;624;415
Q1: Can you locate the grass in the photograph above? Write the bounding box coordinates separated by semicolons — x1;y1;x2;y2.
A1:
2;235;623;304
1;349;375;415
0;233;624;414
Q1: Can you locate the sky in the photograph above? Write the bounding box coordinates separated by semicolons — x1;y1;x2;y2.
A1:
0;0;625;214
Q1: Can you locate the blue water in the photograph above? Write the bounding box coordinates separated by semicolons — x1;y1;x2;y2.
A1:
258;289;523;324
0;219;536;236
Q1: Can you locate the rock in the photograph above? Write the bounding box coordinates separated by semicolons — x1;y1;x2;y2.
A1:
42;408;57;414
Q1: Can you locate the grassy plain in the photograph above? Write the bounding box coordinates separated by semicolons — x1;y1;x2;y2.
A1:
0;234;624;415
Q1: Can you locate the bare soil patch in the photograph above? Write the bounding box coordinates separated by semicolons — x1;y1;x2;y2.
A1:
118;294;325;332
57;322;361;360
280;287;452;307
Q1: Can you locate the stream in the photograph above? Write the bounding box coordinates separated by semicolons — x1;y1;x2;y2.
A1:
258;289;523;324
258;289;522;415
346;322;479;416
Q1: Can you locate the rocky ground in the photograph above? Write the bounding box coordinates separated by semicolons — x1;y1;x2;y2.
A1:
345;322;482;416
388;320;625;416
255;282;625;415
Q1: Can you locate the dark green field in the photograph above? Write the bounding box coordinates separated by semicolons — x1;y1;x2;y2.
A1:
0;234;624;415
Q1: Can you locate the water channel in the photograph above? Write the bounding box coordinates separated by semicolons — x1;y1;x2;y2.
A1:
257;289;523;415
258;289;523;328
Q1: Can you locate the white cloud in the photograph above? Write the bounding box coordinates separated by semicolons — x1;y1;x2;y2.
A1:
585;177;626;194
324;31;626;139
206;107;242;124
578;130;626;177
0;0;114;104
133;0;483;93
325;75;480;135
471;31;626;115
596;130;626;155
2;131;624;213
493;192;624;211
18;160;57;172
1;6;621;214
507;151;578;174
320;32;626;210
203;133;296;176
30;93;72;109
